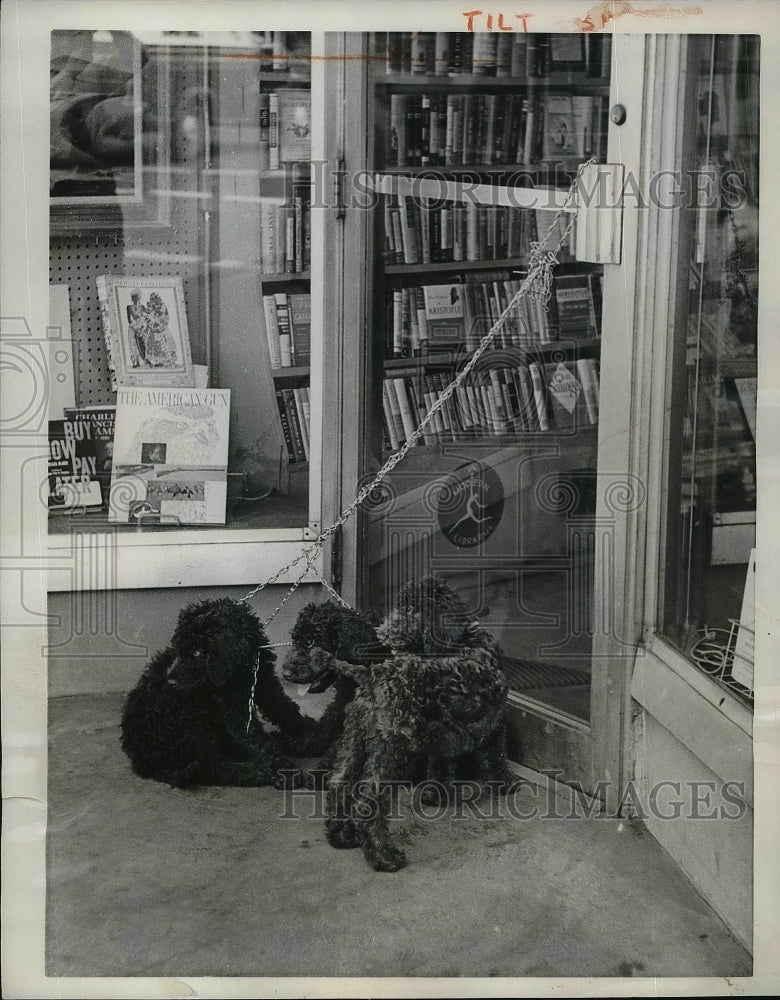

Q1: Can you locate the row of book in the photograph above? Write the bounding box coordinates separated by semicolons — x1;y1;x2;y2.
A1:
276;386;312;463
375;32;612;80
257;190;311;274
386;91;606;168
383;197;575;266
381;357;600;448
252;89;311;170
262;292;311;369
386;273;602;357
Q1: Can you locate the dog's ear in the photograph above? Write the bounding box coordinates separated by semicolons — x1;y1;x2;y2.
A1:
198;600;266;688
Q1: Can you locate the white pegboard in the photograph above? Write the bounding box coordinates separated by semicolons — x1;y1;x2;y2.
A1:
49;59;205;408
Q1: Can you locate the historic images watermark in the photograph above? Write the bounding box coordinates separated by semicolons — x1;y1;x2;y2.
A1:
278;771;750;823
296;160;750;213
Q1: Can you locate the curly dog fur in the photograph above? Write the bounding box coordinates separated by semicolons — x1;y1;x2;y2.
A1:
120;597;316;788
281;602;388;758
286;578;511;871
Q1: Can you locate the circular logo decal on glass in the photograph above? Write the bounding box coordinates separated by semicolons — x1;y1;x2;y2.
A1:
436;461;504;548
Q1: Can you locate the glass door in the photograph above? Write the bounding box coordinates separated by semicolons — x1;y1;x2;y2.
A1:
336;31;644;798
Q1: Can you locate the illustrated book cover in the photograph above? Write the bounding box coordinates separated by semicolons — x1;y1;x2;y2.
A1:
108;387;230;524
96;275;194;390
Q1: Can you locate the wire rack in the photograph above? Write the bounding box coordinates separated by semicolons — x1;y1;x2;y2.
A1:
689;620;754;705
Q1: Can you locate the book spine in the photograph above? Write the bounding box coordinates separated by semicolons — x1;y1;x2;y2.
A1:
420;94;431;165
282;388;306;460
274;293;295;366
274;205;286;273
389;94;403;167
95;276;118;391
514;363;537;430
466;201;479;262
419;200;431;264
382;382;401;449
496;34;513;78
384;376;406;443
272;32;288;73
399;194;421;264
293;386;310;459
576;358;600;425
528;361;550;431
269;92;279;170
293;192;304;273
262;294;283;368
284;206;296;273
392;289;404;356
414;286;429;350
392;377;417;442
275;391;296;461
258;93;271;170
511;34;528;78
435;33;450;76
387;32;403;75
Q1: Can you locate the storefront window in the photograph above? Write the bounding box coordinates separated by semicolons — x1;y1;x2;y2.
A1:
49;30;316;533
662;36;758;703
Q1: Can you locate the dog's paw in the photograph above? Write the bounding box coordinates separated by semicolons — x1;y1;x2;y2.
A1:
364;841;407;872
162;763;200;788
325;817;363;849
485;767;518;796
419;783;445;807
269;766;308;790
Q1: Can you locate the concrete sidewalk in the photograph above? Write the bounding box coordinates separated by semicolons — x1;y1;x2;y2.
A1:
46;692;752;980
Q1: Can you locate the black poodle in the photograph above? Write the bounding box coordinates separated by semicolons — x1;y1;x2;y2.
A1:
120;598;317;788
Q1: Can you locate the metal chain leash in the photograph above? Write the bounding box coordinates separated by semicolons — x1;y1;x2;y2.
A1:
242;161;591;729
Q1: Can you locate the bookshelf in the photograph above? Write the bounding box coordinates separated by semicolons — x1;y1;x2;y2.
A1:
367;31;607;463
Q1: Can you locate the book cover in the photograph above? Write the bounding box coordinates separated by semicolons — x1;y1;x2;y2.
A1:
548;34;586;71
543;94;576;160
108;387;230;524
544;361;586;433
422;282;465;344
97;275;194;390
571;95;594;158
62;405;117;506
554;273;599;339
277;89;311;162
48;419;104;512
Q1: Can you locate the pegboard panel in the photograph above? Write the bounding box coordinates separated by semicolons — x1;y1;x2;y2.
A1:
49;59;206;408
